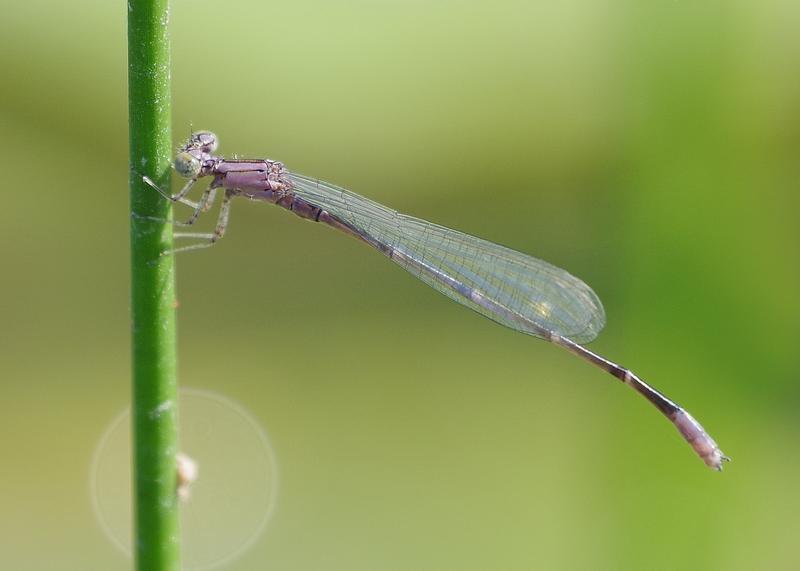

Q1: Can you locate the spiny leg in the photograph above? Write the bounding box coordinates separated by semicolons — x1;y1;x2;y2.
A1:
183;185;218;226
142;174;200;209
135;179;219;227
131;212;195;228
166;189;234;255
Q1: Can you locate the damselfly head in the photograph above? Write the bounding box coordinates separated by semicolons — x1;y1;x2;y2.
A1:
174;152;202;179
188;130;218;154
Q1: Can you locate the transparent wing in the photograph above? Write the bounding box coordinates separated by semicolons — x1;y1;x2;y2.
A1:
288;172;606;343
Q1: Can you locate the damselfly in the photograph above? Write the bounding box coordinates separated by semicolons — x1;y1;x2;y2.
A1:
143;131;728;470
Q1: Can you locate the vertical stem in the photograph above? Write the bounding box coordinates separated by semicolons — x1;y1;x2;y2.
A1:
128;1;180;570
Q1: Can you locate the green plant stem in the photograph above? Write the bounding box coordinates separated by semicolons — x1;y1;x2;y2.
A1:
128;1;180;569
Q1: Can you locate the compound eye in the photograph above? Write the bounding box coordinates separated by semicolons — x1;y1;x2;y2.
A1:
193;130;218;153
174;152;202;178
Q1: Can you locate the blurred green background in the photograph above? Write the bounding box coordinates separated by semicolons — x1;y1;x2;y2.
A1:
1;0;798;569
